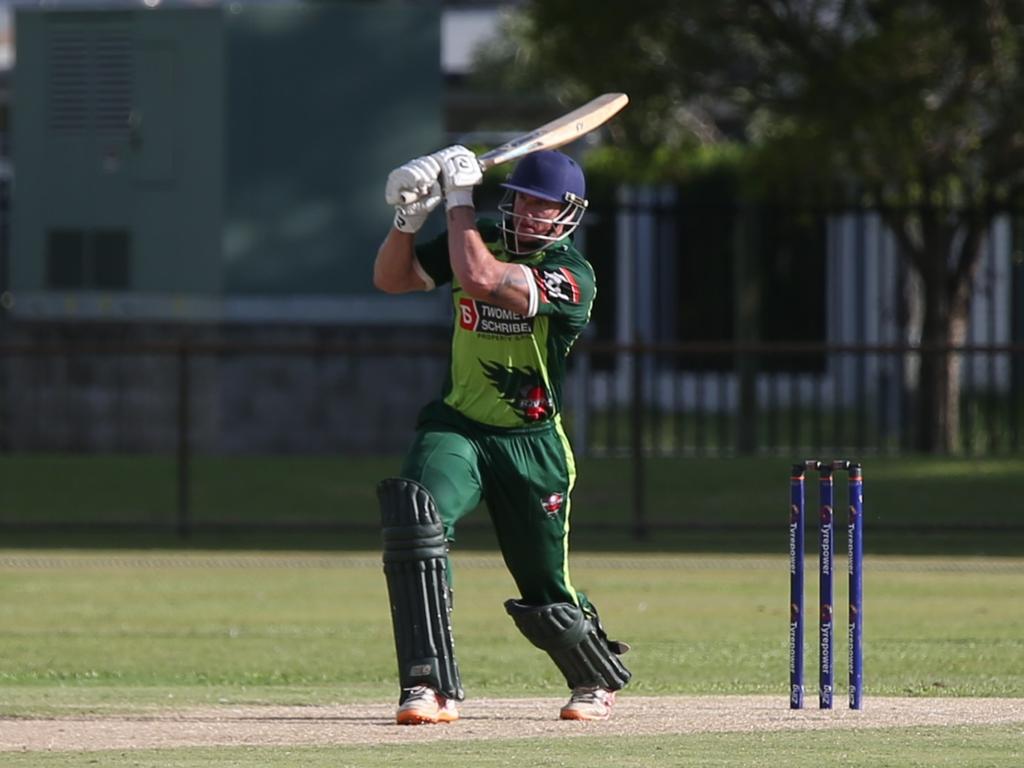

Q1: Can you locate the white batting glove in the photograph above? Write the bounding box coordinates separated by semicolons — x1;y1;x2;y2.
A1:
385;155;442;206
392;181;442;234
432;145;483;210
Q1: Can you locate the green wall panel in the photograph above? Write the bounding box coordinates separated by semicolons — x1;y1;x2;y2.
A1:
223;0;442;295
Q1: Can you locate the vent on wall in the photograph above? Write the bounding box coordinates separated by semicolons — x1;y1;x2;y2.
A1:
48;21;133;138
46;228;132;290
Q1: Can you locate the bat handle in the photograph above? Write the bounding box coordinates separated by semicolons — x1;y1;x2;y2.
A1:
398;158;486;204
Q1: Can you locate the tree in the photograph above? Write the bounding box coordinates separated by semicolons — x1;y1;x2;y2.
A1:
479;0;1024;452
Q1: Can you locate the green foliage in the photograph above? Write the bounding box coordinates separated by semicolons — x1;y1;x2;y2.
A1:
583;142;748;190
479;1;1024;453
484;0;1024;203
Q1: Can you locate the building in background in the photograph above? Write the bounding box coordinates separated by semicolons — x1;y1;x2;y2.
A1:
0;0;528;326
5;0;448;325
0;1;529;455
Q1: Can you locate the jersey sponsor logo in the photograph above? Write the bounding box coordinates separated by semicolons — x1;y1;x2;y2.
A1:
458;297;479;330
541;492;565;517
480;360;553;422
534;267;581;305
459;298;533;336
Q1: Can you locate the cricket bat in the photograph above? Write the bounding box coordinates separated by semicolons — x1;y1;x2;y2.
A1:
400;92;629;203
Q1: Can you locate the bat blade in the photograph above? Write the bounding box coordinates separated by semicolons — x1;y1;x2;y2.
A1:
476;92;629;171
397;93;629;204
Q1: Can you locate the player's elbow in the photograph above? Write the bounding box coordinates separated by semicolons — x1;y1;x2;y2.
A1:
373;268;401;293
373;250;415;294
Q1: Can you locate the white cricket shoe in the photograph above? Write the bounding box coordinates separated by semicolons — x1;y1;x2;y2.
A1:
396;685;460;725
560;686;616;721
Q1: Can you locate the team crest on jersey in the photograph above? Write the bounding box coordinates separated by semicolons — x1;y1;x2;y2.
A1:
541;492;564;517
459;298;533;336
535;267;580;304
480;360;553;422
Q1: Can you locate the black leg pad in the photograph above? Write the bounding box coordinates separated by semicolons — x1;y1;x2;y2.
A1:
379;478;463;701
505;600;632;691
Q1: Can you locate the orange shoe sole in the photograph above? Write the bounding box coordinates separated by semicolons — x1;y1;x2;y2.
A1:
560;709;611;721
396;710;459;725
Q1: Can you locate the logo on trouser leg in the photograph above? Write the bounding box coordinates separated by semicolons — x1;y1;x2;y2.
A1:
541;492;564;516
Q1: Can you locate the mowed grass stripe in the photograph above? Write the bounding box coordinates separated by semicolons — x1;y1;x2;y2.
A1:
0;551;1021;708
1;551;1022;573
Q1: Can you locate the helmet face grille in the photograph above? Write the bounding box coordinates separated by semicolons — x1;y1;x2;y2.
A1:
498;190;587;256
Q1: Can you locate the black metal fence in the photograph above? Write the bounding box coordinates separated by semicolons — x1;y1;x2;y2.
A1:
5;338;1023;454
572;341;1024;458
1;338;1022;535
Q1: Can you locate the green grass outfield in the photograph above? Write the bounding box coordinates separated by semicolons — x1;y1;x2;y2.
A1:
1;454;1023;554
1;455;1021;763
3;728;1023;768
1;551;1022;765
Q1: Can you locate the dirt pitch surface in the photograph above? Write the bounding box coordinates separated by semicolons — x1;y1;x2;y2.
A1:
3;697;1024;752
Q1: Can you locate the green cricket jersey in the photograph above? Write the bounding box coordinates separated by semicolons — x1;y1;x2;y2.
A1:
414;219;596;431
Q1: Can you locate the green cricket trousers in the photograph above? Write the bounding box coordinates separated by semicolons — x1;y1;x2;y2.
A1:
400;417;585;608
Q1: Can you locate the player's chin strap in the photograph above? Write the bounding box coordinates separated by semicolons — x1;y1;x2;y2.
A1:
379;478;464;702
505;600;632;691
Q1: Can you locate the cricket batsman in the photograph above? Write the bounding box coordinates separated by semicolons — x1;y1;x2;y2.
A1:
373;145;631;724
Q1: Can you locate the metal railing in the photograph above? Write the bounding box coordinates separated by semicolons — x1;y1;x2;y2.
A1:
1;338;1023;536
571;340;1024;458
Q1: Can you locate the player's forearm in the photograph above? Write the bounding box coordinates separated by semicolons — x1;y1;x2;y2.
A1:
446;211;499;293
373;229;426;293
446;209;532;314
